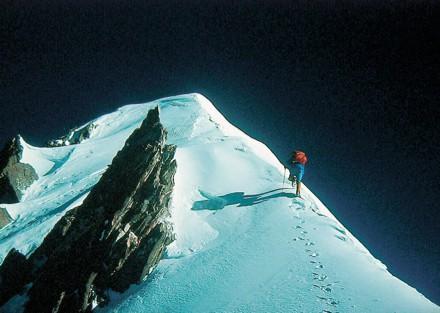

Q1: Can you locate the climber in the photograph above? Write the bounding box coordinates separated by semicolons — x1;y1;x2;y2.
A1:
284;150;307;197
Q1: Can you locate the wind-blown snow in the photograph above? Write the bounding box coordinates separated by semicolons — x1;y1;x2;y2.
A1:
1;93;438;313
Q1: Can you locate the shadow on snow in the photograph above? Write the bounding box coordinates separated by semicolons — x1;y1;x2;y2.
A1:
192;188;298;211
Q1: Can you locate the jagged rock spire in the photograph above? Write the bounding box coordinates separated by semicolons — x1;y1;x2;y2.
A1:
0;107;177;312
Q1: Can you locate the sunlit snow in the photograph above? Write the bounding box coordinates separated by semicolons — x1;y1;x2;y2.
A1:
1;93;438;313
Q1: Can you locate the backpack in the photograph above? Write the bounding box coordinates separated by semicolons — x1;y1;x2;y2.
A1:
292;151;307;165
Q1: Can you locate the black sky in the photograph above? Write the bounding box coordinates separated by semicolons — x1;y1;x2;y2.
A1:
1;0;439;304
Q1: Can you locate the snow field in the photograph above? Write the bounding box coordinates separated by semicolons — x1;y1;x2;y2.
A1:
1;93;438;313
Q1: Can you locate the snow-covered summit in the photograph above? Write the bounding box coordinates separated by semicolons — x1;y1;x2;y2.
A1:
0;93;438;312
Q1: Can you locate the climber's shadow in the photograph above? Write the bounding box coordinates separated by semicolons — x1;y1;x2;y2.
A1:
192;188;296;211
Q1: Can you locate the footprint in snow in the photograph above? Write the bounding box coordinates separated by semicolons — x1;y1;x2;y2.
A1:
312;273;328;281
311;206;326;217
317;296;338;304
291;197;306;209
334;234;347;242
291;236;306;242
330;225;346;235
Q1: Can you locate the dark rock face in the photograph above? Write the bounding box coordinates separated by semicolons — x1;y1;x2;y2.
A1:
0;136;38;205
0;107;177;312
47;123;97;147
0;249;32;305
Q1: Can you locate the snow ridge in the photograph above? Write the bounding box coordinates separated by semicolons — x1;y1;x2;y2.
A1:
0;93;438;313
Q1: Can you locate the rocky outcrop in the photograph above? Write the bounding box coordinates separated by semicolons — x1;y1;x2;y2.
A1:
0;249;32;305
0;207;12;229
47;123;97;147
0;136;38;205
0;107;177;312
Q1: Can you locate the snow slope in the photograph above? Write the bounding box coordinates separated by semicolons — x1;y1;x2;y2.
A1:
1;93;438;313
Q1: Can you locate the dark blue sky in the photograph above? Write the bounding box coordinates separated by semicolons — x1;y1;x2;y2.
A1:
1;0;439;304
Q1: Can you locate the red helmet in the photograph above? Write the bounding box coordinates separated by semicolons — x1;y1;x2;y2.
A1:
294;150;307;165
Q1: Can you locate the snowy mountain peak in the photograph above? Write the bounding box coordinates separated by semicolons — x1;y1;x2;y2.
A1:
0;93;438;313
